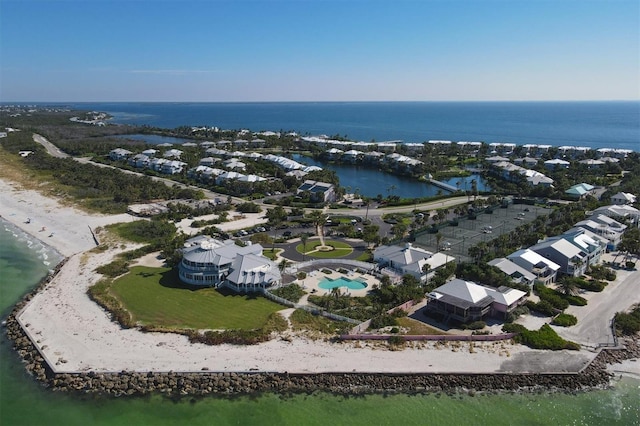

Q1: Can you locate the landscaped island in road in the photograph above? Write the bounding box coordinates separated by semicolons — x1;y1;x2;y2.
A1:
1;108;640;396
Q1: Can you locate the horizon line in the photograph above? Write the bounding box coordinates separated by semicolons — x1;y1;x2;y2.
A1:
2;99;639;104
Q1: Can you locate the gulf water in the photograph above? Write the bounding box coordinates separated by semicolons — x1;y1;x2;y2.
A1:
1;218;639;425
68;101;640;150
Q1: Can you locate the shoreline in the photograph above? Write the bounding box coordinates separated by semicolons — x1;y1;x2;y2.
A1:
1;176;639;396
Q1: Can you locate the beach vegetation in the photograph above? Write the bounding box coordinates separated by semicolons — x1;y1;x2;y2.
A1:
503;323;580;350
288;309;347;335
551;313;578;327
271;284;306;303
614;304;640;336
105;219;176;244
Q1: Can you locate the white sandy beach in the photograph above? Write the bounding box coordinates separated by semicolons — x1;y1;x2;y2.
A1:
0;177;616;375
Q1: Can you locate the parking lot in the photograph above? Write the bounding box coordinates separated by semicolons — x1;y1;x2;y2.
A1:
414;204;552;262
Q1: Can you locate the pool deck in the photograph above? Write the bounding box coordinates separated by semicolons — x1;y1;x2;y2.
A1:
299;269;377;298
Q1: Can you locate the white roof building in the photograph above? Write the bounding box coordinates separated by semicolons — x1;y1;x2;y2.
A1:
611;192;637;205
507;249;560;285
487;258;536;287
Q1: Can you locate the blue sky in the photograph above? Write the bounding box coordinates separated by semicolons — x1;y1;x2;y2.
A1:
1;0;638;102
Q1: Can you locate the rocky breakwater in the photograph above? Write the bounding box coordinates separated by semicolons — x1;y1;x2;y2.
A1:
3;257;638;397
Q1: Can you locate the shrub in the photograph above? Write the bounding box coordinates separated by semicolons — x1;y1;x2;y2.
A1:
388;335;405;346
534;284;569;310
369;313;398;330
390;327;400;334
505;323;580;350
271;284;306;303
467;321;487;330
564;295;587;306
297;271;307;280
552;313;578;327
527;300;556;317
625;261;636;270
577;279;607;292
614;305;640;336
95;259;130;278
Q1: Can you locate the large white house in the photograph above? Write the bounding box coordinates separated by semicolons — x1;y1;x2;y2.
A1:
178;236;280;291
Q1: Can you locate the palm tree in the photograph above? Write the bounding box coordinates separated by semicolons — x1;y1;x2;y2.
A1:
300;233;309;261
557;277;578;296
278;259;289;275
422;263;431;286
307;210;328;247
436;232;443;252
471;179;478;202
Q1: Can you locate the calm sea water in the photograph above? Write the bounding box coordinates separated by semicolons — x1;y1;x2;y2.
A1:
1;218;639;425
68;101;640;150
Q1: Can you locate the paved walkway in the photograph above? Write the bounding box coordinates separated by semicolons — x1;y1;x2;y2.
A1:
553;252;640;348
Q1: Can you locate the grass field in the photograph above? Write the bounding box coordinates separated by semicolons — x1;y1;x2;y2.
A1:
297;240;354;259
110;266;283;330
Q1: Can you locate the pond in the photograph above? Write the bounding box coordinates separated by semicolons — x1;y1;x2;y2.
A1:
290;154;490;198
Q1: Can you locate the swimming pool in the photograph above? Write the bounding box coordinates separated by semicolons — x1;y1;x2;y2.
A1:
318;276;367;290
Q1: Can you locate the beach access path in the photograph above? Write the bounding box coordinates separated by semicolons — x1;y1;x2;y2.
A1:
2;176;637;377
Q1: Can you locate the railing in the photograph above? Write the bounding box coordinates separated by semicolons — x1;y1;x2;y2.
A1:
260;289;360;325
340;333;518;342
289;259;377;273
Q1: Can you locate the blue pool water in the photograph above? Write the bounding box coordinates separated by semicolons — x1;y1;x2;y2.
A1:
318;276;367;290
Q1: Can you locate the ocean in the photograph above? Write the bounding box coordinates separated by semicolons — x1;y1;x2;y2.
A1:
66;101;640;151
1;219;640;425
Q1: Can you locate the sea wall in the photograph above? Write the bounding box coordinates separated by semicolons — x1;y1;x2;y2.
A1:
3;259;638;397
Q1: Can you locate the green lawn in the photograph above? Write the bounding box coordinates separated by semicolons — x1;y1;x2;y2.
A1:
296;240;354;259
110;266;283;330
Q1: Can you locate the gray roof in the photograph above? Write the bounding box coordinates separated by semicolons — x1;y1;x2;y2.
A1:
488;258;535;282
226;253;281;286
182;237;262;265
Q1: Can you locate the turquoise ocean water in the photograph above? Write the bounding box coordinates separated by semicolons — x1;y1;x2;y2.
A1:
1;218;639;425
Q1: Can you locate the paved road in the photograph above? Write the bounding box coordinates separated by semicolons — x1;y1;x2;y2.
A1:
554;255;640;347
33;134;69;158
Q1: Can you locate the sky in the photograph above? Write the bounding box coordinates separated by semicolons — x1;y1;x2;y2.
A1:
1;0;638;102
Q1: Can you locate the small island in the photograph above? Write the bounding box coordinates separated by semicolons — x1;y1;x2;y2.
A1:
1;107;639;397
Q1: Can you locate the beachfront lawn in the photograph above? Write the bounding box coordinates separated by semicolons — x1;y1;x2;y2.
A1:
109;266;282;330
296;240;353;259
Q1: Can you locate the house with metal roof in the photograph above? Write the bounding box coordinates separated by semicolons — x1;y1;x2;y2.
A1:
373;243;455;283
426;278;527;323
178;236;280;291
611;192;637;205
529;238;588;277
109;148;133;161
565;183;595;199
507;249;560;285
296;180;336;203
574;219;623;251
487;258;536;288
